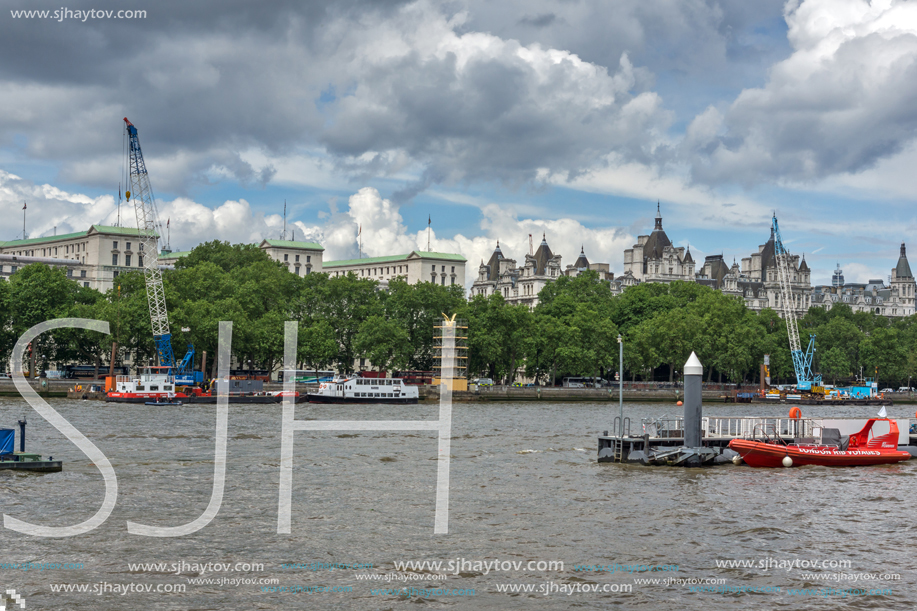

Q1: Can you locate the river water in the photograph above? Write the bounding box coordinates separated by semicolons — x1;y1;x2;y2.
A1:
0;397;914;610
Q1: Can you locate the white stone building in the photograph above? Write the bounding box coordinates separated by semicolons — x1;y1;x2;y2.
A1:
0;225;154;292
810;244;916;317
621;204;696;284
470;235;564;308
323;251;466;287
564;247;614;281
258;239;323;276
695;226;812;316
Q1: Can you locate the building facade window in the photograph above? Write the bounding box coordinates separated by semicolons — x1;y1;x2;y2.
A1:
113;241;118;249
125;254;132;266
112;254;118;266
284;254;289;261
126;242;131;250
80;270;86;278
295;254;300;262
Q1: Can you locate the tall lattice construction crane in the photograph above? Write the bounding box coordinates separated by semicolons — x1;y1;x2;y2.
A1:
123;118;197;382
772;214;820;391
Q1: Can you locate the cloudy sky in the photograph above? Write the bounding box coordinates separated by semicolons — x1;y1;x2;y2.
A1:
3;0;917;287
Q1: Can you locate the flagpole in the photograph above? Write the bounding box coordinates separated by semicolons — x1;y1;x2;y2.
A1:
427;214;431;251
22;201;27;240
359;224;362;259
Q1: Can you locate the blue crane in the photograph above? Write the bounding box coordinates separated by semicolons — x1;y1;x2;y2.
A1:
772;215;820;390
123;118;199;384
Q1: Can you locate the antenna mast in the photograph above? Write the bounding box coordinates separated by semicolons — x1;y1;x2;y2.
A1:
529;234;533;256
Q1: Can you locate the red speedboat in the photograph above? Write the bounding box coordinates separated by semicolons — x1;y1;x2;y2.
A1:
729;418;912;468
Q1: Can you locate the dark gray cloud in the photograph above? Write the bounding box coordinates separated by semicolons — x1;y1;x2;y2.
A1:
6;0;905;200
517;13;557;28
682;1;917;185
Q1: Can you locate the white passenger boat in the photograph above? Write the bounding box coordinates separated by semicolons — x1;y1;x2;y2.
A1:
307;377;419;404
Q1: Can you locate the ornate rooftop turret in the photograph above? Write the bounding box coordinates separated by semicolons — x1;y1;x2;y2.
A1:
573;246;590;270
532;233;555;275
896;243;912;279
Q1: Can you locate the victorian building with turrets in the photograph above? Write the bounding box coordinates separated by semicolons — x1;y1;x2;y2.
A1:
470;235;564;308
620;203;696;285
810;244;916;318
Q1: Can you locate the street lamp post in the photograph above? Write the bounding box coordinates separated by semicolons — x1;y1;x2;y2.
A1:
617;334;623;434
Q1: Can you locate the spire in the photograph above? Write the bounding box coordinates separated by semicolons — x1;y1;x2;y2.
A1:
896;242;912;279
541;232;548;245
654;201;663;231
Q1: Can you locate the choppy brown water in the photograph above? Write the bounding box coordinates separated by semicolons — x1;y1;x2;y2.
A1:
0;397;914;610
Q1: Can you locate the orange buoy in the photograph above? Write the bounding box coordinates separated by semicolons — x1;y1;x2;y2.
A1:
676;400;683;406
789;406;802;419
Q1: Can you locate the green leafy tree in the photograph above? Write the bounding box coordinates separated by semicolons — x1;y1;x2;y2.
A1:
820;346;850;385
384;279;465;370
299;319;340;376
353;315;413;372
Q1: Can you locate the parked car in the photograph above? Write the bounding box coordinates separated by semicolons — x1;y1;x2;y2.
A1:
472;378;494;386
897;387;915;393
880;388;894;393
0;373;10;379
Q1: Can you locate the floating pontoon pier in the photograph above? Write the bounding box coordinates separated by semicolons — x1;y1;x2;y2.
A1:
0;419;62;473
597;352;915;466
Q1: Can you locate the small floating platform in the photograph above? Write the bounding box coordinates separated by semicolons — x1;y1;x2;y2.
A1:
598;415;912;465
0;453;62;473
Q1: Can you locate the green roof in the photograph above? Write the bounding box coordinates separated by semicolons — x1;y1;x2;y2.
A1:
1;229;86;247
261;239;324;251
324;250;466;268
1;224;152;248
91;225;150;236
414;251;467;262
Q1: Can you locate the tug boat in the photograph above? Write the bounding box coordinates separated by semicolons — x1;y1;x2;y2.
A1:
729;418;911;468
307;377;419;404
106;368;306;404
107;367;182;403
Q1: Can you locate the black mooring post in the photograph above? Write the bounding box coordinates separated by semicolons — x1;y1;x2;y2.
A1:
17;419;26;452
